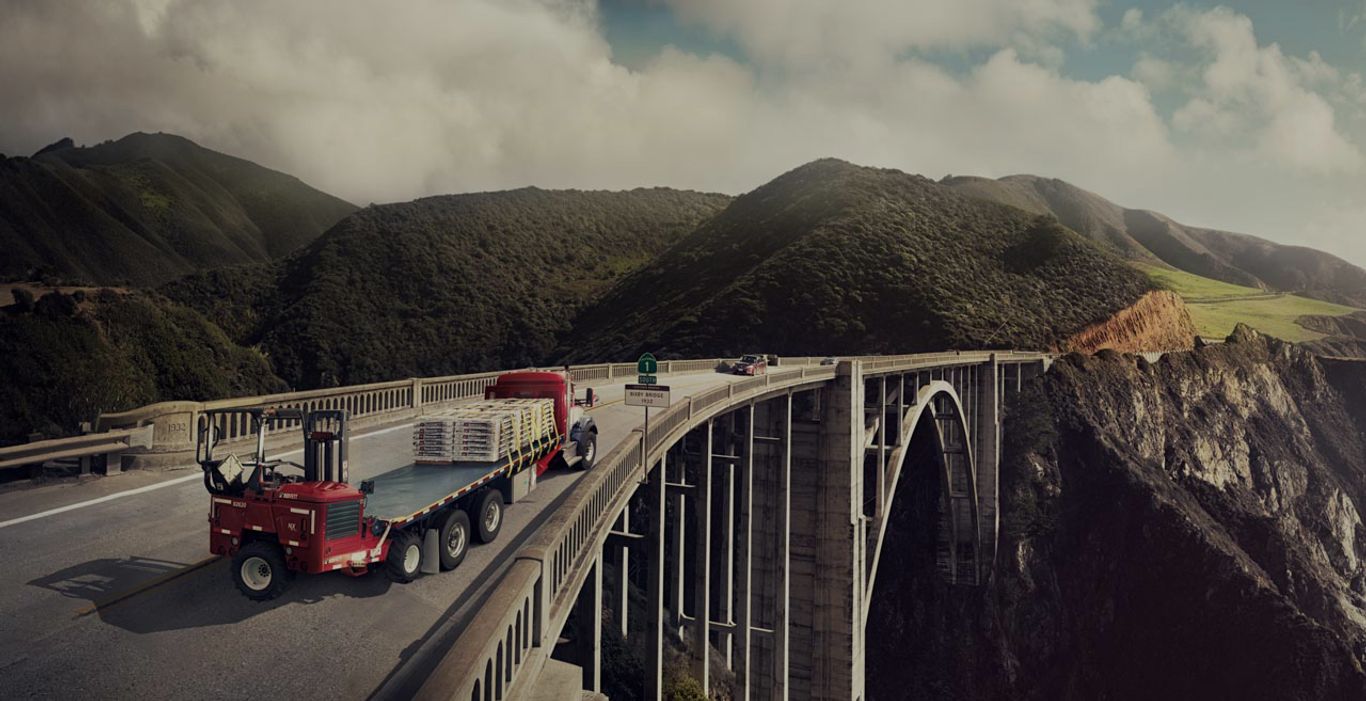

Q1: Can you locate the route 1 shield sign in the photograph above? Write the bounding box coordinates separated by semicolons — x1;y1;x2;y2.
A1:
637;352;658;375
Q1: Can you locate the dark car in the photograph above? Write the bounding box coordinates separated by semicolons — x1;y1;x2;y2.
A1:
732;354;768;376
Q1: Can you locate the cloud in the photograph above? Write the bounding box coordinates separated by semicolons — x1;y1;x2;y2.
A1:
663;0;1100;69
0;0;1159;203
1159;6;1363;174
0;0;759;202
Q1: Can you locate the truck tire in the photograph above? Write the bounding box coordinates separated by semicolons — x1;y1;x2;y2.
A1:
439;508;471;571
472;489;503;544
577;430;597;471
386;530;423;583
232;541;291;601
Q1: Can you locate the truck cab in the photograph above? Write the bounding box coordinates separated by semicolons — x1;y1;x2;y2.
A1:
484;370;598;472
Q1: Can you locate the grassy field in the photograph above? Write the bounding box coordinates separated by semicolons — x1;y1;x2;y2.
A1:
1137;263;1360;342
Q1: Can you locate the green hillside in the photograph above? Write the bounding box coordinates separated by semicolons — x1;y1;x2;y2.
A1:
0;133;356;286
945;174;1366;308
0;288;285;442
168;187;732;388
560;159;1154;361
1137;263;1359;342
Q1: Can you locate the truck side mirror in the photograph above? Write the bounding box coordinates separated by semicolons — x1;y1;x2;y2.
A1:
585;387;595;407
359;479;375;495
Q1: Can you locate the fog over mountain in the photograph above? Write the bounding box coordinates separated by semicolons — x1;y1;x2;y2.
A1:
1;0;1364;267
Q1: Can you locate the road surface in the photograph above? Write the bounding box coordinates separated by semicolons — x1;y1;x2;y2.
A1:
0;369;744;699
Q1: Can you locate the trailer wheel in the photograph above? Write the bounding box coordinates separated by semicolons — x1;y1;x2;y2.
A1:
439;508;471;570
386;530;423;583
473;489;503;544
577;430;598;471
232;541;291;601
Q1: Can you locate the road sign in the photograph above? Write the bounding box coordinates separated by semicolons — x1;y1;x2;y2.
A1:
625;384;670;408
637;353;658;375
636;375;658;385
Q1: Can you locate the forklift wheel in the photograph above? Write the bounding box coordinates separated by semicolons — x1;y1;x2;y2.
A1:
232;542;292;601
439;509;471;570
386;530;423;583
473;490;504;544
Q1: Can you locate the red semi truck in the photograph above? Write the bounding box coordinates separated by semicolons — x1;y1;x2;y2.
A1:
196;370;598;600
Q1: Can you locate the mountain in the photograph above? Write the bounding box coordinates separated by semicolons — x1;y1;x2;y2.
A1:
0;132;356;286
167;187;732;388
869;329;1366;700
559;159;1162;361
0;287;285;443
943;174;1366;308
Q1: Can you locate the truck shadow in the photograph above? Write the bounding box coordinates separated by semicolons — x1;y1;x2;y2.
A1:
29;555;397;634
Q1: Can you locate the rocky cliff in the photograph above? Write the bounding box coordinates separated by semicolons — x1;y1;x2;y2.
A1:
868;327;1366;700
1300;311;1366;358
1060;289;1198;354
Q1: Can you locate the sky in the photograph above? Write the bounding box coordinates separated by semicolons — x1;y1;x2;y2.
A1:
0;0;1363;266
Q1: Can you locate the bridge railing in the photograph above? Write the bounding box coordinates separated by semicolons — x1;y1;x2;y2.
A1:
416;364;843;700
80;360;729;470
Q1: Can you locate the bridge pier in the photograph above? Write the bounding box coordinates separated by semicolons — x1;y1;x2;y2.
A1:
645;451;667;700
734;403;755;700
687;420;713;689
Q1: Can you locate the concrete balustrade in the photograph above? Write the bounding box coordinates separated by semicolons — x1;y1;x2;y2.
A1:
85;360;731;471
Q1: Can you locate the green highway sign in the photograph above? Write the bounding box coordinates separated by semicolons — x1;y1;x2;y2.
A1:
637;352;658;375
637;375;657;385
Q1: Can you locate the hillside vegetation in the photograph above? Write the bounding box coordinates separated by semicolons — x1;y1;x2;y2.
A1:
0;133;355;286
1139;263;1359;342
561;159;1155;360
0;288;284;442
944;174;1366;308
169;188;732;388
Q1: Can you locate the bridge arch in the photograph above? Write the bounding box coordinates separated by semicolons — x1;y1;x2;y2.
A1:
866;379;980;616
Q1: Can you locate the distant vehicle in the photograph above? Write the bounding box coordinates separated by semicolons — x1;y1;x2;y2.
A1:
733;354;768;376
197;370;597;600
820;356;838;366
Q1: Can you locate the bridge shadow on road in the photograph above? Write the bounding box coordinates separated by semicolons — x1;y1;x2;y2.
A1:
28;555;398;634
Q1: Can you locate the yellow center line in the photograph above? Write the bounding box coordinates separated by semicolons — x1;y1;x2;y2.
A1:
73;555;221;619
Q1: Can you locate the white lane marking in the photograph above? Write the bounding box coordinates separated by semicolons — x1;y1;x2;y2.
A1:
0;421;415;530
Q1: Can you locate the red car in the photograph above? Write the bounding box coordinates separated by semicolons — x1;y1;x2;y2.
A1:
732;354;768;375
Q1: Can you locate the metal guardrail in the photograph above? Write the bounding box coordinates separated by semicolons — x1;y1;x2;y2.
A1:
0;425;153;473
414;351;1053;700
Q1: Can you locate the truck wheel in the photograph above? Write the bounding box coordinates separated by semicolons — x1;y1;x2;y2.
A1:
439;509;470;570
577;431;597;471
473;489;503;544
386;530;423;583
232;541;291;601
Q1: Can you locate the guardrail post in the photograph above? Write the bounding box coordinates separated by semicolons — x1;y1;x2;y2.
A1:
411;378;424;410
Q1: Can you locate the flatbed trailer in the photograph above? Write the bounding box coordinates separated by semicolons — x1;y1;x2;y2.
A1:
198;370;598;600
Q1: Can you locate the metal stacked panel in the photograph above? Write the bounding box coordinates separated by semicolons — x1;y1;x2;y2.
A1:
413;399;556;464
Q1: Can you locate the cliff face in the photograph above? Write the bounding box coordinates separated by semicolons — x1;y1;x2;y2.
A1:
1061;289;1198;353
1300;311;1366;358
868;327;1366;701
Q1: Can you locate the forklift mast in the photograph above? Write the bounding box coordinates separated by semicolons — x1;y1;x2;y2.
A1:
303;410;349;483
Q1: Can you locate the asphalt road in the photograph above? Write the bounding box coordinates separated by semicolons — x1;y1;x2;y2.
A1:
0;370;744;699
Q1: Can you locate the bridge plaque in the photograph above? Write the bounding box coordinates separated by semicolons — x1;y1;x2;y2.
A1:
625;384;670;408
